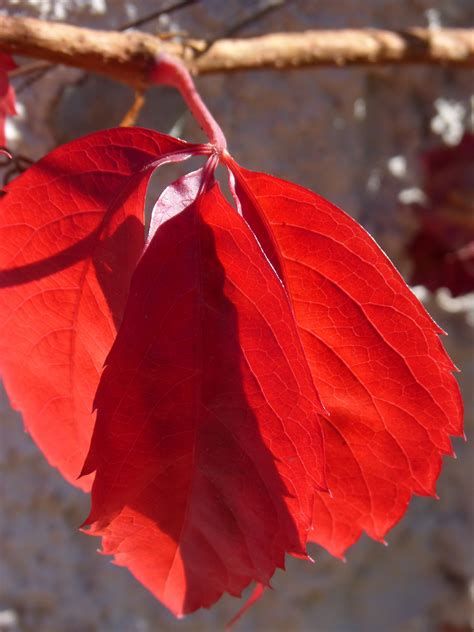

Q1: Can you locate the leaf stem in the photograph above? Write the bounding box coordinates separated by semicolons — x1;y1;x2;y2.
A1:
151;54;227;154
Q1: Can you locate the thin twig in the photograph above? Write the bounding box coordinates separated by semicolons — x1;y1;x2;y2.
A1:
194;0;287;59
15;66;52;94
0;151;34;185
120;90;146;126
9;59;52;78
222;0;287;38
119;0;199;32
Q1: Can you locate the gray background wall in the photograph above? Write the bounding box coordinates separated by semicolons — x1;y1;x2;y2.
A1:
0;2;473;631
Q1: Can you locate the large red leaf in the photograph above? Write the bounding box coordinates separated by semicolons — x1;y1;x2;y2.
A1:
81;176;327;615
0;48;464;623
227;162;464;557
0;128;195;489
0;53;16;148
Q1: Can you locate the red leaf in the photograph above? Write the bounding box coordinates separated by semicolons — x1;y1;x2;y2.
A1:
0;51;464;623
406;133;474;296
0;128;194;488
227;162;464;557
0;53;16;149
81;176;327;615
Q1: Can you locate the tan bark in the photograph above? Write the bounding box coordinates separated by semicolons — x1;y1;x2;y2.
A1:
0;15;472;88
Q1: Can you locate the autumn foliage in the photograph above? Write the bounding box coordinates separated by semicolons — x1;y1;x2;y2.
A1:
0;55;463;620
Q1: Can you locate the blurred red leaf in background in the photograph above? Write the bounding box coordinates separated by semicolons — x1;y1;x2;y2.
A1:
407;133;474;296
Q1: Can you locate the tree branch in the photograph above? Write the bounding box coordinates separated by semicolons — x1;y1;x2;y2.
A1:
0;15;472;88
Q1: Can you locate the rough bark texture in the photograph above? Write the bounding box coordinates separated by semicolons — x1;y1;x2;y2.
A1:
1;1;473;632
0;15;473;89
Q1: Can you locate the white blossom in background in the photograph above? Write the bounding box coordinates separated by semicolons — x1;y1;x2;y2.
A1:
124;2;138;20
436;290;474;328
431;98;467;145
398;187;428;205
4;101;25;146
425;8;442;29
1;0;108;19
387;155;407;179
366;168;381;193
353;97;367;120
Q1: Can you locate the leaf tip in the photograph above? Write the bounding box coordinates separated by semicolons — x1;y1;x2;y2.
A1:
78;515;92;530
225;583;266;630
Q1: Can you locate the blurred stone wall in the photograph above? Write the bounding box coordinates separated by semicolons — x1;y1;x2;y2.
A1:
0;2;472;631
